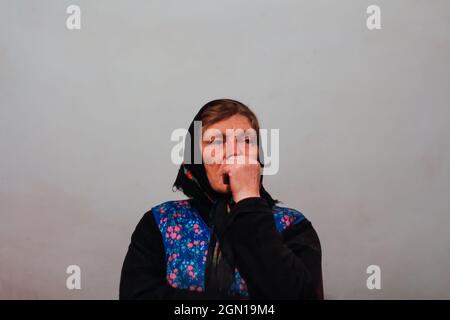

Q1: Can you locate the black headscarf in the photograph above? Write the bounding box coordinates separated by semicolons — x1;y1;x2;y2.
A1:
172;99;278;297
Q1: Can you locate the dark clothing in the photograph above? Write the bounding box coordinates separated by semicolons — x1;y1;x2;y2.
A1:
119;197;323;300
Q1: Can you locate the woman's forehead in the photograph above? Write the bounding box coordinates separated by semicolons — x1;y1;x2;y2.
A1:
203;114;253;132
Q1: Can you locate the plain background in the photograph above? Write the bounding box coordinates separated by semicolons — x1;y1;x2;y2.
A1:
1;0;449;299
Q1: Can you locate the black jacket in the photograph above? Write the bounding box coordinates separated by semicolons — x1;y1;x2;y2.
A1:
119;197;323;299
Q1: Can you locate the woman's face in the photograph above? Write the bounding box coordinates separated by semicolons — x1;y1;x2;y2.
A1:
201;114;259;194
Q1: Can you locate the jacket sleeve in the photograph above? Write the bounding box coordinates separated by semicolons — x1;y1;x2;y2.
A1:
119;210;209;300
222;197;324;300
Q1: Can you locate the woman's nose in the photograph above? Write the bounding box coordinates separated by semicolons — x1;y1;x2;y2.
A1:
225;136;241;159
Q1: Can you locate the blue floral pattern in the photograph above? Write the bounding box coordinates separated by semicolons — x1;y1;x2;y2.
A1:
151;199;305;297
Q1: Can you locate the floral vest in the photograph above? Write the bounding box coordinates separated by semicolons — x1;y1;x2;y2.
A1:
151;199;305;298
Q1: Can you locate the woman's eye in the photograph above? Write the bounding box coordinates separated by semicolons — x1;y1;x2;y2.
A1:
211;139;223;145
245;137;257;145
205;136;221;145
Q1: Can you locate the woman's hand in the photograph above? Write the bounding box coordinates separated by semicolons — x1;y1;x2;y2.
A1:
222;155;261;203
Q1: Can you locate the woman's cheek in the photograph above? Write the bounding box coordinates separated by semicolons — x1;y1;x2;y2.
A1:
203;145;225;165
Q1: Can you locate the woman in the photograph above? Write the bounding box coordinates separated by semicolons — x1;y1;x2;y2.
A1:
119;99;323;300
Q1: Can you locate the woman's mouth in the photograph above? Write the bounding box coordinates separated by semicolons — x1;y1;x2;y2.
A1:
222;173;230;185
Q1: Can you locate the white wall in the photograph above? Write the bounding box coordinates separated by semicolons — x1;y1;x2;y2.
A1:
1;0;449;299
